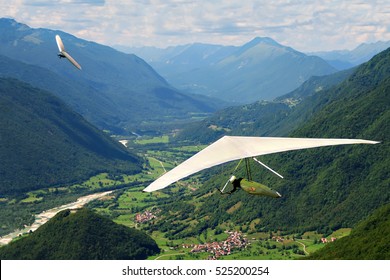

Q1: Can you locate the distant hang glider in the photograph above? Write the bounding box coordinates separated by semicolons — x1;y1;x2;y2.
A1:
143;136;379;196
55;35;82;70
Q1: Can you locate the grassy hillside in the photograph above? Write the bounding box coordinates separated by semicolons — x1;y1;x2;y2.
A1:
0;77;141;195
305;203;390;259
0;208;160;259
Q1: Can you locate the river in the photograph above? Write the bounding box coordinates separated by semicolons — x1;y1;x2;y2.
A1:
0;191;113;246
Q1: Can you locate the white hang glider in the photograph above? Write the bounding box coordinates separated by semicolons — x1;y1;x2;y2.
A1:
143;136;379;196
55;35;82;70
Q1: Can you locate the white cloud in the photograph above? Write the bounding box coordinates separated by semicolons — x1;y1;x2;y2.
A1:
1;0;389;51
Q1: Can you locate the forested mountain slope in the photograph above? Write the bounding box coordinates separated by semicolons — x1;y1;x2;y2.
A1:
305;203;390;259
162;48;389;236
0;78;141;194
175;67;355;143
0;208;160;259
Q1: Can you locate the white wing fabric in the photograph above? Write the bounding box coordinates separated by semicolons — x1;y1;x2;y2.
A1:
61;51;82;70
55;35;82;70
55;35;65;53
143;136;379;192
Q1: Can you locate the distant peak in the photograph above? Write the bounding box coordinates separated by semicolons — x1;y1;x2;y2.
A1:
0;17;30;30
242;37;281;49
250;37;280;46
235;37;282;56
0;17;16;23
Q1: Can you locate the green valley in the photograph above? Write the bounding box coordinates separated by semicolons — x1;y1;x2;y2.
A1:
1;135;350;260
0;18;389;261
79;136;371;260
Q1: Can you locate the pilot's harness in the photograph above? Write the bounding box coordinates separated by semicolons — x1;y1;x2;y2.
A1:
218;158;283;195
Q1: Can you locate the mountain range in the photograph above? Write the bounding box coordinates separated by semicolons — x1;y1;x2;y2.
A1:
0;18;221;134
175;67;356;143
2;18;385;133
123;37;337;103
310;41;390;70
0;17;388;260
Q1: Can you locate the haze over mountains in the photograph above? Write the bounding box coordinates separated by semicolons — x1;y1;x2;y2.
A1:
121;38;389;104
310;41;390;70
2;17;386;128
122;37;337;103
0;18;221;134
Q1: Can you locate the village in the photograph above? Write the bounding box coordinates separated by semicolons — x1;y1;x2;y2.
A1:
133;207;338;260
134;208;161;224
184;230;249;260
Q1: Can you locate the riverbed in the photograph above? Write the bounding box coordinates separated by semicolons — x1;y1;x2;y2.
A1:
0;191;113;246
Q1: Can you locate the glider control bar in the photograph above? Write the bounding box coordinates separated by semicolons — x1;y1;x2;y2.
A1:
220;175;236;193
252;157;284;179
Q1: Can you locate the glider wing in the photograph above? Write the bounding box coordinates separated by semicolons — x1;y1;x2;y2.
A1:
62;51;82;70
143;136;379;192
55;35;65;53
55;34;82;70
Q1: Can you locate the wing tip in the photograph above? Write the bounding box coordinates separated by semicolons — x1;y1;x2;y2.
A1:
55;34;65;53
62;51;82;70
360;139;381;145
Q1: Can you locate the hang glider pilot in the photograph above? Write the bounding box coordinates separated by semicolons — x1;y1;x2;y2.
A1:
218;175;282;198
218;175;242;195
55;34;82;70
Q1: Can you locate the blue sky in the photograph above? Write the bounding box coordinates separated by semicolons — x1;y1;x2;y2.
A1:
1;0;390;51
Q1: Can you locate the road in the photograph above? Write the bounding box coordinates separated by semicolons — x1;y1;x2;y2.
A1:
157;159;167;173
295;240;309;255
154;252;186;260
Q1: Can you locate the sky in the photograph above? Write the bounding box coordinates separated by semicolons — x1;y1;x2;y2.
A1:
1;0;390;52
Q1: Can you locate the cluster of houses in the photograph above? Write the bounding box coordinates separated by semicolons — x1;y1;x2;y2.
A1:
272;236;285;242
134;208;161;224
271;235;337;244
321;237;337;243
185;231;248;260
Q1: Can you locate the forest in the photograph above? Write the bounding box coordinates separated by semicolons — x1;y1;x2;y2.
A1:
0;77;142;195
0;208;160;259
305;203;390;259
